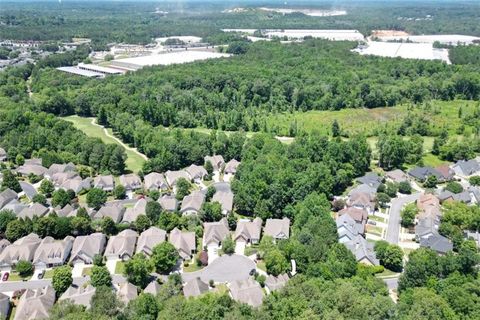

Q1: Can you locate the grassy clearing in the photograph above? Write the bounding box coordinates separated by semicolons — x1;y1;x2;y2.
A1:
63;115;145;173
115;261;125;274
7;272;28;282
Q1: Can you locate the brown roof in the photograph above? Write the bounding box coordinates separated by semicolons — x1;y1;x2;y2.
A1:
339;207;368;223
435;164;453;180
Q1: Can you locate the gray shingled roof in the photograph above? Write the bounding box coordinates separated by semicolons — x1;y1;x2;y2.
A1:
183;277;209;297
14;286;56;320
204;155;225;171
356;172;382;188
180;191;205;214
104;229;138;260
408;166;443;181
136;226;166;256
203;218;230;246
212;190;234;213
453;159;480;176
70;233;107;264
59;285;96;309
264;218;290;240
144;172;167;190
158;195;178;212
229;278;263;308
420;234;453;254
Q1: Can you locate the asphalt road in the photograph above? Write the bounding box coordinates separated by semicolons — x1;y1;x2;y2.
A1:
0;274;126;293
382;277;399;290
385;193;421;244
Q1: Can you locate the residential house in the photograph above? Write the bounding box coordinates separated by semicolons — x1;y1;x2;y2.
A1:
14;286;56;320
356;172;382;189
143;172;168;191
468;187;480;204
122;198;148;223
59;285;96;309
224;159;240;175
437;190;471;203
46;162;76;178
338;207;368;235
16;163;48;177
0;233;41;267
116;282;138;304
336;214;359;243
19;181;37;201
385;169;409;183
348;184;377;199
55;204;76;218
69;233;107;265
104;229;138;261
50;171;78;186
265;274;289;292
347;192;375;214
169;228;196;260
234;218;262;244
465;230;480;248
0;188;17;209
93;203;126;223
212;190;234;215
59;177;92;194
203;218;230;248
435;164;454;181
344;235;379;266
0;148;6;162
420;234;453;255
185;164;208;183
452;159;480;178
136;227;167;256
229;279;264;308
144;281;161;296
165;170;189;187
180;191;205;215
264;218;290;241
2;200;27;215
158;195;178;212
204;155;225;172
93;175;114;192
33;236;74;268
408;166;444;182
119;174;142;191
183;277;209;298
18;203;49;219
0;293;10;320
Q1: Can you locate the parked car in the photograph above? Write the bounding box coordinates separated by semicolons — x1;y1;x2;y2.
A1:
368;220;377;226
38;270;45;279
249;268;256;276
2;272;9;281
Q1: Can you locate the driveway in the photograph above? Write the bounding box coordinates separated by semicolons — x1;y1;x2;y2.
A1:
207;245;219;263
235;241;246;255
182;254;255;283
385;193;421;244
72;262;85;278
106;258;119;274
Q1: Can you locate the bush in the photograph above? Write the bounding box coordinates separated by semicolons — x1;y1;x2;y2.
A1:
15;260;34;277
221;236;235;255
445;181;463;194
469;176;480;186
398;181;412;194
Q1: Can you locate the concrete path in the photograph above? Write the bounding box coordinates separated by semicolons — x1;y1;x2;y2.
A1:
385;193;421;244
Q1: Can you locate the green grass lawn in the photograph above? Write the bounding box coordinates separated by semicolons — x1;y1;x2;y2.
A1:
43;269;55;279
369;215;386;223
183;262;204;273
8;306;16;320
375;268;400;278
115;261;125;274
82;267;93;276
63;115;145;173
7;272;28;281
257;260;266;272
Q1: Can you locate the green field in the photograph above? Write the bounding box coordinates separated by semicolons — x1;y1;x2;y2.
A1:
63;115;146;173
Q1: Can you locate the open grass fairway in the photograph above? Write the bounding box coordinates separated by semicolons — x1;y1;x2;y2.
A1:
63;115;146;173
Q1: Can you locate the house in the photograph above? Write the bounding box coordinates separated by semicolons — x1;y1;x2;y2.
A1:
0;188;17;209
468;187;480;204
144;281;161;296
224;159;240;175
33;236;74;268
452;191;472;203
203;218;230;248
417;193;440;217
93;202;126;223
385;169;409;183
169;228;196;260
116;282;137;304
0;233;41;267
234;218;262;244
212;191;234;215
59;285;96;309
338;207;368;235
0;293;10;320
93;175;114;192
344;235;379;266
69;233;107;265
408;166;444;182
452;159;480;178
0;148;7;161
158;195;178;212
16;163;48;177
165;170;190;187
136;227;167;256
348;184;377;199
435;164;454;181
20;181;37;201
2;200;27;215
50;171;78;186
204;155;225;172
336;214;359;243
59;177;92;194
183;277;209;297
419;234;453;255
265;273;289;292
18;203;49;219
122;198;148;223
229;279;264;308
356;172;382;189
347;192;375;214
465;230;480;248
119;174;142;191
104;229;138;261
264;218;290;240
143;172;168;191
14;286;56;320
46;162;76;178
55;204;76;218
180;191;205;215
185;164;208;182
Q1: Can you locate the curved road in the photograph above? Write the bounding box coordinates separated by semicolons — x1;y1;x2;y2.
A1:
385;193;421;244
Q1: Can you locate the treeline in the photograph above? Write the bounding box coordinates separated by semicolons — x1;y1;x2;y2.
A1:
450;45;480;66
32;40;480;133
